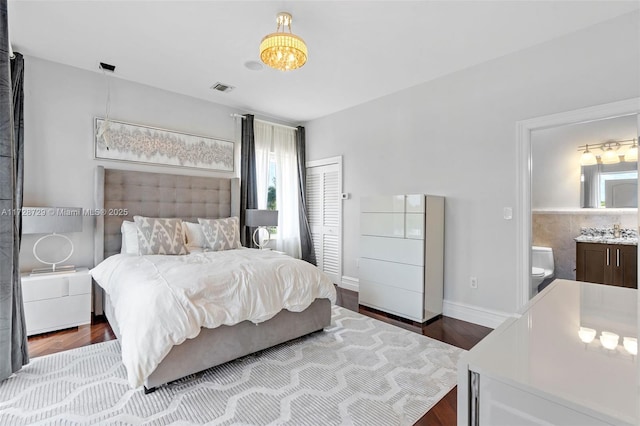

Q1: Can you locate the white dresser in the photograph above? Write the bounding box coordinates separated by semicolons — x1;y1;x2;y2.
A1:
359;194;444;322
21;268;92;336
458;279;638;426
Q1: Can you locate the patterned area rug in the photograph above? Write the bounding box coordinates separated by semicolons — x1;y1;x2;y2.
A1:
0;306;464;425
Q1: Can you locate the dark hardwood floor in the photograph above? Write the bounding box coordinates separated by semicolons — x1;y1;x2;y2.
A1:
27;314;115;358
29;286;492;425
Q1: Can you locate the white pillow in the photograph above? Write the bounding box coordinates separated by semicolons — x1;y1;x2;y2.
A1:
120;221;139;255
184;222;209;251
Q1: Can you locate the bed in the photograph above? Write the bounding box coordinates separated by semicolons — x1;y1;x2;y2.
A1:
92;166;335;392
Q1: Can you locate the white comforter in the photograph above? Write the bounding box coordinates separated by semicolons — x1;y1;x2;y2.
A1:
90;248;336;388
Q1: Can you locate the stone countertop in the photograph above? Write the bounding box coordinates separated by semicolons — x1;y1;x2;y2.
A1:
574;235;638;245
575;227;638;246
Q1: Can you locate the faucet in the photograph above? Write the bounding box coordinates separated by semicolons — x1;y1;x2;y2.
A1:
613;224;621;238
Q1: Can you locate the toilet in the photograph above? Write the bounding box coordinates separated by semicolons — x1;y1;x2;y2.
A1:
531;246;555;295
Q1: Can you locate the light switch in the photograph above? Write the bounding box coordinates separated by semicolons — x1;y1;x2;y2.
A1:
503;207;513;220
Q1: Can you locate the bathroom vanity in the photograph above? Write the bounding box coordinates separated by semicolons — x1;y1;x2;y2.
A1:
576;242;637;288
575;228;637;289
457;279;638;425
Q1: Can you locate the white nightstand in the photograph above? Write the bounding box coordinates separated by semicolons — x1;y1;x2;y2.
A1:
21;267;91;336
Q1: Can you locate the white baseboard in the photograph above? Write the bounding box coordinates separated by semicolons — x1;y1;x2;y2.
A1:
442;300;512;329
338;277;510;329
340;276;359;292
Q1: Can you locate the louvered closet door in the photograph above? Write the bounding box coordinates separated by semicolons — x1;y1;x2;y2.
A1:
306;162;341;284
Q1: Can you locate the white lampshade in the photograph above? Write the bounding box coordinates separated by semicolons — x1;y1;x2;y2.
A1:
600;147;620;164
623;337;637;355
580;148;597;166
599;331;619;350
624;140;638;162
578;327;596;344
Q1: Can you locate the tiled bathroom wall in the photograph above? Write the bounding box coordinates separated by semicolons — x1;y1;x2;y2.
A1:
532;210;638;280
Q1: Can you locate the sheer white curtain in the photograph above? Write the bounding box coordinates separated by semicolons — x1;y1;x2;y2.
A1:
272;127;301;258
252;121;301;258
254;122;272;210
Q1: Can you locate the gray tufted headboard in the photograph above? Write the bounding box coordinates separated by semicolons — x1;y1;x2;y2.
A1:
93;166;240;313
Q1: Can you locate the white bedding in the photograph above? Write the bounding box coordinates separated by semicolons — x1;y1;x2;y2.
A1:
90;248;336;388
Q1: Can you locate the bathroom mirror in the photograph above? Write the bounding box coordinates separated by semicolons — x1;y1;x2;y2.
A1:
581;162;638;208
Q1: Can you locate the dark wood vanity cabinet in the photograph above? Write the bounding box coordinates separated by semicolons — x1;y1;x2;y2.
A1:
576;242;637;289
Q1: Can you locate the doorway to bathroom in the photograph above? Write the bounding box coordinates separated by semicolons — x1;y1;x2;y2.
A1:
516;98;640;307
530;114;638;298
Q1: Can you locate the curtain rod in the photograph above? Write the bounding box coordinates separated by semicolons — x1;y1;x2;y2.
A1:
230;113;298;131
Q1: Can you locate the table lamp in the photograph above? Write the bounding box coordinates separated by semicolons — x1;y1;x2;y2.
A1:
245;209;278;250
22;207;83;274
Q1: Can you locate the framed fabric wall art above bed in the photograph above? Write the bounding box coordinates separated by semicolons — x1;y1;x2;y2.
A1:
94;117;234;172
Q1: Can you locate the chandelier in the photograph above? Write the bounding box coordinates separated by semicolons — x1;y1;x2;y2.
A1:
259;12;308;71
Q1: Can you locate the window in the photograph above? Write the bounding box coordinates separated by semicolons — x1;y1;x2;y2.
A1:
254;121;301;257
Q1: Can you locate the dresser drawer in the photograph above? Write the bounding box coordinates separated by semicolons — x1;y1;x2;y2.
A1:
24;294;91;335
405;213;424;240
360;213;405;238
21;270;90;302
360;280;424;322
360;195;405;213
360;235;424;265
359;258;423;292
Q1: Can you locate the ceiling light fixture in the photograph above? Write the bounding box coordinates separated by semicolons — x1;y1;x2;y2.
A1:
259;12;308;71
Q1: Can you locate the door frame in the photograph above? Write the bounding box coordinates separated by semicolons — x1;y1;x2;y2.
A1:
516;97;640;309
306;156;343;285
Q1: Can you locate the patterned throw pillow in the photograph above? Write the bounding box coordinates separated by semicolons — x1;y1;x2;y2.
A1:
198;217;242;251
133;216;188;255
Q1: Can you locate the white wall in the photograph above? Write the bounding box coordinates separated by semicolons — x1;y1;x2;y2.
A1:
532;114;637;209
305;11;640;319
20;56;245;272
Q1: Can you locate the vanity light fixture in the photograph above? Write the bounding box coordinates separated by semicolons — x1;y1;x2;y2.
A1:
577;138;638;165
260;12;308;71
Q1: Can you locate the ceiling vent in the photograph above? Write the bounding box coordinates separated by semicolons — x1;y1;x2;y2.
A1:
99;62;116;72
211;82;235;93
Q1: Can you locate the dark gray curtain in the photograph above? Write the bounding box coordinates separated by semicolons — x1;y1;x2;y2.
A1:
1;0;29;382
240;114;258;247
296;126;316;265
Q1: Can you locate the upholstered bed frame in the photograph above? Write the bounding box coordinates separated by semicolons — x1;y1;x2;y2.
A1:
93;166;331;392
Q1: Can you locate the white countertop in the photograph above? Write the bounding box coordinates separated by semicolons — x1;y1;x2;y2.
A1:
465;279;638;425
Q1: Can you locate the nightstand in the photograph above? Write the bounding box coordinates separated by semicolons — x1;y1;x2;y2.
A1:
21;267;91;336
